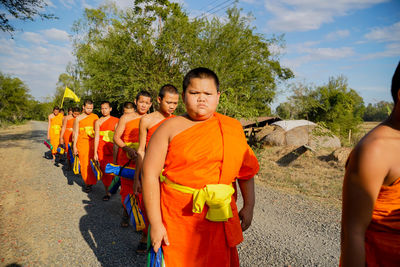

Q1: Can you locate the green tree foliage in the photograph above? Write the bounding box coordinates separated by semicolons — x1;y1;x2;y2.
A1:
71;0;292;118
0;0;57;34
276;76;365;140
363;101;393;121
0;72;32;123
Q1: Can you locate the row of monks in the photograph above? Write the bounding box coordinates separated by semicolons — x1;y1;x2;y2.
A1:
46;66;400;266
46;68;260;266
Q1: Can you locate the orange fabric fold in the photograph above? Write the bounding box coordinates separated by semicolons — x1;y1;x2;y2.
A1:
118;118;140;205
145;115;175;146
365;177;400;266
63;117;75;160
98;116;119;187
49;113;63;154
77;113;99;185
161;113;259;267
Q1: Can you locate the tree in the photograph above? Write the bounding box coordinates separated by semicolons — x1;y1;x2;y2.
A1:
277;76;365;140
71;1;293;118
0;0;57;34
0;72;32;123
363;101;393;121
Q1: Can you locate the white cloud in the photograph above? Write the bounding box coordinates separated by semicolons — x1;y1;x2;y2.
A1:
364;21;400;42
362;42;400;60
264;0;389;32
42;28;70;42
325;29;350;41
0;31;74;100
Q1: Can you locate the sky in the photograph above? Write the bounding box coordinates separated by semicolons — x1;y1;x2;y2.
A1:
0;0;399;109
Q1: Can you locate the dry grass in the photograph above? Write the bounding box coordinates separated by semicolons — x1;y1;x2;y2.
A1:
255;146;347;207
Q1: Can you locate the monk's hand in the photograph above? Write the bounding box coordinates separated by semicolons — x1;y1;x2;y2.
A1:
127;148;137;161
133;178;142;195
239;205;254;231
73;147;78;156
94;153;98;161
151;223;169;253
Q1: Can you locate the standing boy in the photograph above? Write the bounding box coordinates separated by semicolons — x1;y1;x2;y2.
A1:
94;101;119;201
73;100;99;193
47;106;64;161
341;62;400;266
142;68;259;266
113;92;152;234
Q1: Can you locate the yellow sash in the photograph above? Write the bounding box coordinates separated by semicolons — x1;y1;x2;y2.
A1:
79;126;95;138
163;178;234;222
99;130;114;143
51;125;61;135
125;142;139;159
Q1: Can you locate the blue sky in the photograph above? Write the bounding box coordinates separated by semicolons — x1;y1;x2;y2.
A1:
0;0;399;109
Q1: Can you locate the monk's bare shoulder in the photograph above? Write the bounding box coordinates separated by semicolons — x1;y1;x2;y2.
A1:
158;116;196;141
140;113;156;127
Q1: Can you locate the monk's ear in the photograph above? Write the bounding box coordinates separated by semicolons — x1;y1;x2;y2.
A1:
181;91;185;102
157;96;161;104
216;91;221;103
134;99;137;106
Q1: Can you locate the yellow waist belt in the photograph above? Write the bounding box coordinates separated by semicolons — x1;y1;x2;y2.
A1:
125;142;139;159
163;178;234;222
79;126;94;138
99;130;114;143
51;125;61;135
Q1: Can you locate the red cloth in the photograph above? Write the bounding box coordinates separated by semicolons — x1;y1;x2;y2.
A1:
63;117;75;161
98;116;119;187
117;118;140;204
365;177;400;266
160;113;259;267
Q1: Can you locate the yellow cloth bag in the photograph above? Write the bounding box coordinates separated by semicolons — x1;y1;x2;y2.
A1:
73;155;80;175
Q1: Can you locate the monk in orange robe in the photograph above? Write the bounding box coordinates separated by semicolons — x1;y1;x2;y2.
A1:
341;62;400;266
142;68;259;267
73;100;99;193
60;107;80;168
47;106;64;160
94;101;119;201
134;84;179;252
114;92;152;232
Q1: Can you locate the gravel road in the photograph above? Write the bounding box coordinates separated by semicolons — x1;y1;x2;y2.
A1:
0;121;341;266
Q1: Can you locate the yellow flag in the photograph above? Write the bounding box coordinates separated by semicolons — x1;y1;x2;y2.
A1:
63;87;80;102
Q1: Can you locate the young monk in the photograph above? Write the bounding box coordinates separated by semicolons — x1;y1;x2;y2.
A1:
133;84;179;252
142;68;259;266
341;62;400;266
113;92;152;232
47;106;64;161
94;101;119;201
73;100;99;193
60;107;80;169
67;107;73;116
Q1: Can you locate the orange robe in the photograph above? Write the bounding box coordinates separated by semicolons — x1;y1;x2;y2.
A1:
145;115;175;146
160;113;259;267
77;113;99;186
118;118;140;205
98;116;119;187
365;177;400;266
49;113;64;154
63;117;75;161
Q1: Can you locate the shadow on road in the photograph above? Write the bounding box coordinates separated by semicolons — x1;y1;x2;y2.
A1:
79;185;146;266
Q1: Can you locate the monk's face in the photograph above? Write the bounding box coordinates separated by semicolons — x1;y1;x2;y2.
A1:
183;77;220;121
123;108;134;114
53;109;59;116
135;96;152;115
83;104;93;115
101;103;112;117
68;111;73;115
158;92;179;115
72;112;80;118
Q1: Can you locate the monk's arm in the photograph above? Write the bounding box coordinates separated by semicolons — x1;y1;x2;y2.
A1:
238;178;255;231
113;116;127;149
134;117;148;191
59;117;68;145
340;144;387;267
47;114;51;139
72;117;80;155
142;123;170;252
94;120;100;161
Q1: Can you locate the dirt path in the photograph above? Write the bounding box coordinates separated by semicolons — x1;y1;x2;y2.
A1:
0;121;340;266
